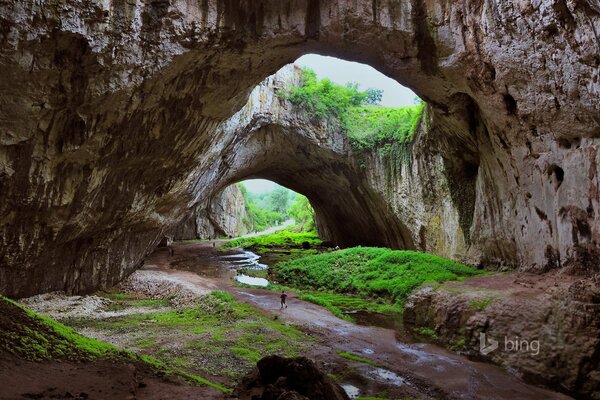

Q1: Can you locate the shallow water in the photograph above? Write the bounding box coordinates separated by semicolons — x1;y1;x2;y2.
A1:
235;274;269;287
341;383;360;398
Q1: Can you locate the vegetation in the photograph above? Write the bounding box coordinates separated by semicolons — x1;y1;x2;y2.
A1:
224;228;322;250
0;295;230;391
239;183;285;232
66;291;309;386
297;291;400;321
414;327;438;340
288;194;317;232
469;297;495;311
285;68;424;151
336;350;379;366
272;247;483;307
238;183;318;234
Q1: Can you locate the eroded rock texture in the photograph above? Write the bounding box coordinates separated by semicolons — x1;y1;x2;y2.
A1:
0;0;599;299
404;273;600;397
172;184;250;240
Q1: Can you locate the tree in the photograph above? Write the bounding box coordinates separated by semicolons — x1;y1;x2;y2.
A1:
365;88;383;105
289;194;317;232
269;187;291;217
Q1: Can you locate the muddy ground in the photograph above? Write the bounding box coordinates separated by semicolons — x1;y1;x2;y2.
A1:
13;242;573;400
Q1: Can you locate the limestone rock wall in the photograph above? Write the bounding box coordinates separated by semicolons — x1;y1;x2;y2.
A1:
0;0;599;297
173;185;250;240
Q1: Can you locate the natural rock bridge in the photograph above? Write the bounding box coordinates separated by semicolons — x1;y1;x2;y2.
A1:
0;0;598;299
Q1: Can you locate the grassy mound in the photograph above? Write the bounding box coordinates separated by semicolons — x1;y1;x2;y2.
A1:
272;247;483;305
0;295;229;392
224;229;321;250
0;295;125;362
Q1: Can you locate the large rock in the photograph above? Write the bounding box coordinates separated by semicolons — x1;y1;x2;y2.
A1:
172;184;250;240
235;355;350;400
403;273;600;398
0;0;598;298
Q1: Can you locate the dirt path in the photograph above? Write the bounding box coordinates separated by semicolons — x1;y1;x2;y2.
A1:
236;219;294;239
143;242;572;400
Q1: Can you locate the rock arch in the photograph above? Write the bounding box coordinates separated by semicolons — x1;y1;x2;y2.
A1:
0;0;598;296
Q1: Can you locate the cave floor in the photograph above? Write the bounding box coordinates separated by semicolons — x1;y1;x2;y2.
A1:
150;243;572;400
13;243;574;400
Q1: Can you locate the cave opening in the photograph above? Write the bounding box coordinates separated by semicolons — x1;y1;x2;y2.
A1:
2;4;598;398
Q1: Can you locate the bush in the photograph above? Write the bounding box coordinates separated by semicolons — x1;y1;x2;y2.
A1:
284;68;424;151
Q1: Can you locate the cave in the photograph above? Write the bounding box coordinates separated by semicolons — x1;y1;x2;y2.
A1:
0;1;599;399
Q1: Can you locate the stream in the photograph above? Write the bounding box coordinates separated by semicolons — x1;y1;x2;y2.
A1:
166;242;572;400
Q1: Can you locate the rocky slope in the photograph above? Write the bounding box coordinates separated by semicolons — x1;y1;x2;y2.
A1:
172;184;250;240
0;0;598;298
404;273;600;398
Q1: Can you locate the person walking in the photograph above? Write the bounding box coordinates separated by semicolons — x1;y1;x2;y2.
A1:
280;290;288;309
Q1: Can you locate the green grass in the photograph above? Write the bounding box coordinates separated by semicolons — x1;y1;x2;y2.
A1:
298;291;401;321
0;295;125;361
336;350;379;366
224;229;322;249
414;327;438;340
449;337;466;351
67;291;309;385
272;247;483;307
469;297;495;311
0;295;229;392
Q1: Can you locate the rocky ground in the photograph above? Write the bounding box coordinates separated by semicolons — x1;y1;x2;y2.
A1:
404;272;600;398
13;243;577;400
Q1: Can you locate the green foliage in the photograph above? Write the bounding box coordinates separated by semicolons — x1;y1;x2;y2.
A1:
272;247;483;306
336;350;379;366
297;291;400;321
285;68;424;151
238;183;284;231
345;105;423;151
0;295;124;362
469;297;495;311
224;229;321;249
449;337;466;351
414;327;438;340
268;187;291;217
288;194;317;232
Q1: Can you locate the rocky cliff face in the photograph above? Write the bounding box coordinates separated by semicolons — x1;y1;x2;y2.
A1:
173;185;250;240
0;0;598;298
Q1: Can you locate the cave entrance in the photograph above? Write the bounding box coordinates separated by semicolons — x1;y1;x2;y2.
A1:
189;55;422;250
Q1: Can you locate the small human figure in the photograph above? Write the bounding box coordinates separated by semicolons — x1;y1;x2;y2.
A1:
212;242;216;248
280;290;288;309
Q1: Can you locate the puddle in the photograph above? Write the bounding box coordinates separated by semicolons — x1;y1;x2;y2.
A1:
396;343;460;368
362;348;374;355
235;274;269;287
368;367;409;387
180;248;272;287
341;384;360;398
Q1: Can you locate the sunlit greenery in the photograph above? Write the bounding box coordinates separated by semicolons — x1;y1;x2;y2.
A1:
284;68;424;150
239;183;285;232
288;194;317;232
224;228;321;249
272;247;483;306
